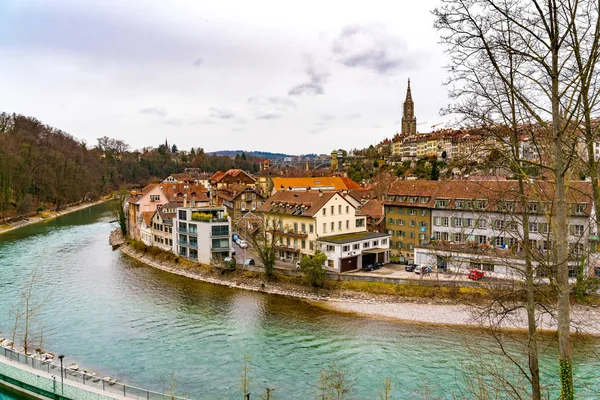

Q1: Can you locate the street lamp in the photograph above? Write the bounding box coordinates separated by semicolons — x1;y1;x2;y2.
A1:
58;355;65;394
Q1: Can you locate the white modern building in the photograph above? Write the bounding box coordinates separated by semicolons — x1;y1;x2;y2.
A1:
172;206;232;264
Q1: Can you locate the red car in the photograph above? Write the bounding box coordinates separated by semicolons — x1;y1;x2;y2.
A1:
468;269;485;280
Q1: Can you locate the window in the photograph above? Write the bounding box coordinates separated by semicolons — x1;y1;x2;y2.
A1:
528;202;538;213
529;222;538;232
410;220;416;227
188;223;197;234
397;242;403;249
252;193;256;200
338;205;342;214
419;221;427;228
178;210;187;220
179;222;187;231
575;203;586;214
323;209;326;216
434;231;441;240
442;217;449;227
338;221;342;231
538;223;549;233
453;218;463;227
419;209;427;216
212;225;229;236
570;225;585;235
494;237;505;246
372;240;379;246
331;206;335;215
310;241;314;250
331;222;335;232
409;209;416;215
212;238;229;249
353;244;360;250
397;230;405;237
356;219;365;227
388;217;395;225
323;223;326;233
396;219;404;225
286;238;291;246
302;240;306;249
434;217;441;226
346;206;350;214
293;222;298;232
309;224;314;233
408;244;414;250
478;219;487;228
452;233;462;242
343;245;350;252
301;223;306;233
150;195;160;202
436;199;449;208
346;220;349;229
408;196;417;203
419;197;429;203
465;218;474;228
363;242;370;248
382;239;388;245
252;202;256;210
495;220;505;230
326;245;335;252
478;235;487;244
471;261;494;272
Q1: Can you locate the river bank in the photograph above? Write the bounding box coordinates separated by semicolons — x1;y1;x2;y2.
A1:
110;230;600;335
0;198;110;235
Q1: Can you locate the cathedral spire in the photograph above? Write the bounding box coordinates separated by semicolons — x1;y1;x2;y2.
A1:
401;78;416;135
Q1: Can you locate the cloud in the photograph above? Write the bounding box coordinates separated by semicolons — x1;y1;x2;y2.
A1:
332;24;412;74
139;107;167;117
208;107;235;120
288;54;330;96
192;57;203;68
345;113;361;120
247;96;296;120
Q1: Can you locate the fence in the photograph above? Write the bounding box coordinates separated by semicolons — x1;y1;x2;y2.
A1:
1;346;188;400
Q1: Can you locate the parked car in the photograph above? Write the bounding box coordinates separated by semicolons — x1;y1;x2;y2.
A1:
468;269;486;280
362;264;375;272
238;240;248;249
243;258;255;266
405;263;418;272
414;265;431;275
373;262;384;270
232;233;240;243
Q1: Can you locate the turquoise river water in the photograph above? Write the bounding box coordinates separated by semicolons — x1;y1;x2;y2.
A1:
0;203;599;399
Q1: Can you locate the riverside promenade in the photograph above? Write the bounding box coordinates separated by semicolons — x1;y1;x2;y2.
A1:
0;346;187;399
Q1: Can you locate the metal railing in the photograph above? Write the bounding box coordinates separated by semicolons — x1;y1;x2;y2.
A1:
1;346;188;400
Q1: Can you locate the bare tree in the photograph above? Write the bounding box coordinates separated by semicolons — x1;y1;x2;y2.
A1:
316;362;354;400
240;214;283;278
434;1;600;397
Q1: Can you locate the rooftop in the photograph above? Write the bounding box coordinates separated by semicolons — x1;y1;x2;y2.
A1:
318;231;390;245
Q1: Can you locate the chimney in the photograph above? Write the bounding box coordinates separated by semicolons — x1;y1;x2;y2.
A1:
183;194;187;208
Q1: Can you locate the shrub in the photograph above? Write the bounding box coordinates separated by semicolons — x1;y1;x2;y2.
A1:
300;251;328;288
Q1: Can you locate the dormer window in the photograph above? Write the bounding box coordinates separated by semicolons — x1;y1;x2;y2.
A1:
435;199;449;208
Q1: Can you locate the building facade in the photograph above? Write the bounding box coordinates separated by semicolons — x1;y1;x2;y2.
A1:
172;206;232;264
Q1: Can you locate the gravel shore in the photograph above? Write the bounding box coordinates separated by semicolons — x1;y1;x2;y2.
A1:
111;230;600;336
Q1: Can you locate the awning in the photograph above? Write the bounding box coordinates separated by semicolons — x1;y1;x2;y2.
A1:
362;248;388;254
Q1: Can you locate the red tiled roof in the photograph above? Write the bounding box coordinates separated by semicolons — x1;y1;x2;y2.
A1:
159;183;210;203
257;191;343;217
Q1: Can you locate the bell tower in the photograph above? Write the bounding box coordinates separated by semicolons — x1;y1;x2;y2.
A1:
401;79;416;135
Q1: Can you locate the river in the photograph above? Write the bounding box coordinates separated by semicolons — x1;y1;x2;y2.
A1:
0;203;599;399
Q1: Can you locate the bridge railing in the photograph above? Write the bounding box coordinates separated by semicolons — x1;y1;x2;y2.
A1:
1;346;189;400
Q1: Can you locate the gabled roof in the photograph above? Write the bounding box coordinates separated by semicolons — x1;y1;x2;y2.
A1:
272;177;361;192
156;208;175;222
257;191;346;217
210;169;256;184
236;211;264;234
159;183;210;203
216;184;265;202
358;199;384;223
142;211;154;227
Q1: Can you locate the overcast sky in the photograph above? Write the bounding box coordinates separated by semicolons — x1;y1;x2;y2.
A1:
0;0;449;155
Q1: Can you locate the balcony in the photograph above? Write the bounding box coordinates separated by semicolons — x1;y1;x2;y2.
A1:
271;229;308;239
177;228;197;235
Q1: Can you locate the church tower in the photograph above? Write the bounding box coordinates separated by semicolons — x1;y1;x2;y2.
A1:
401;79;416;135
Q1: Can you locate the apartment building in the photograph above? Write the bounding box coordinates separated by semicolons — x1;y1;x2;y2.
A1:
257;191;390;272
215;184;265;226
149;202;177;251
383;180;438;262
172;206;232;264
383;179;597;278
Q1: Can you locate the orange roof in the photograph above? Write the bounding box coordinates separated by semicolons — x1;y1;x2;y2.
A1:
272;177;361;192
258;191;345;217
159;183;210;202
142;211;154;227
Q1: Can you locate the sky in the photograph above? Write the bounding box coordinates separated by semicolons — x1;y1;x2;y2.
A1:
0;0;449;155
